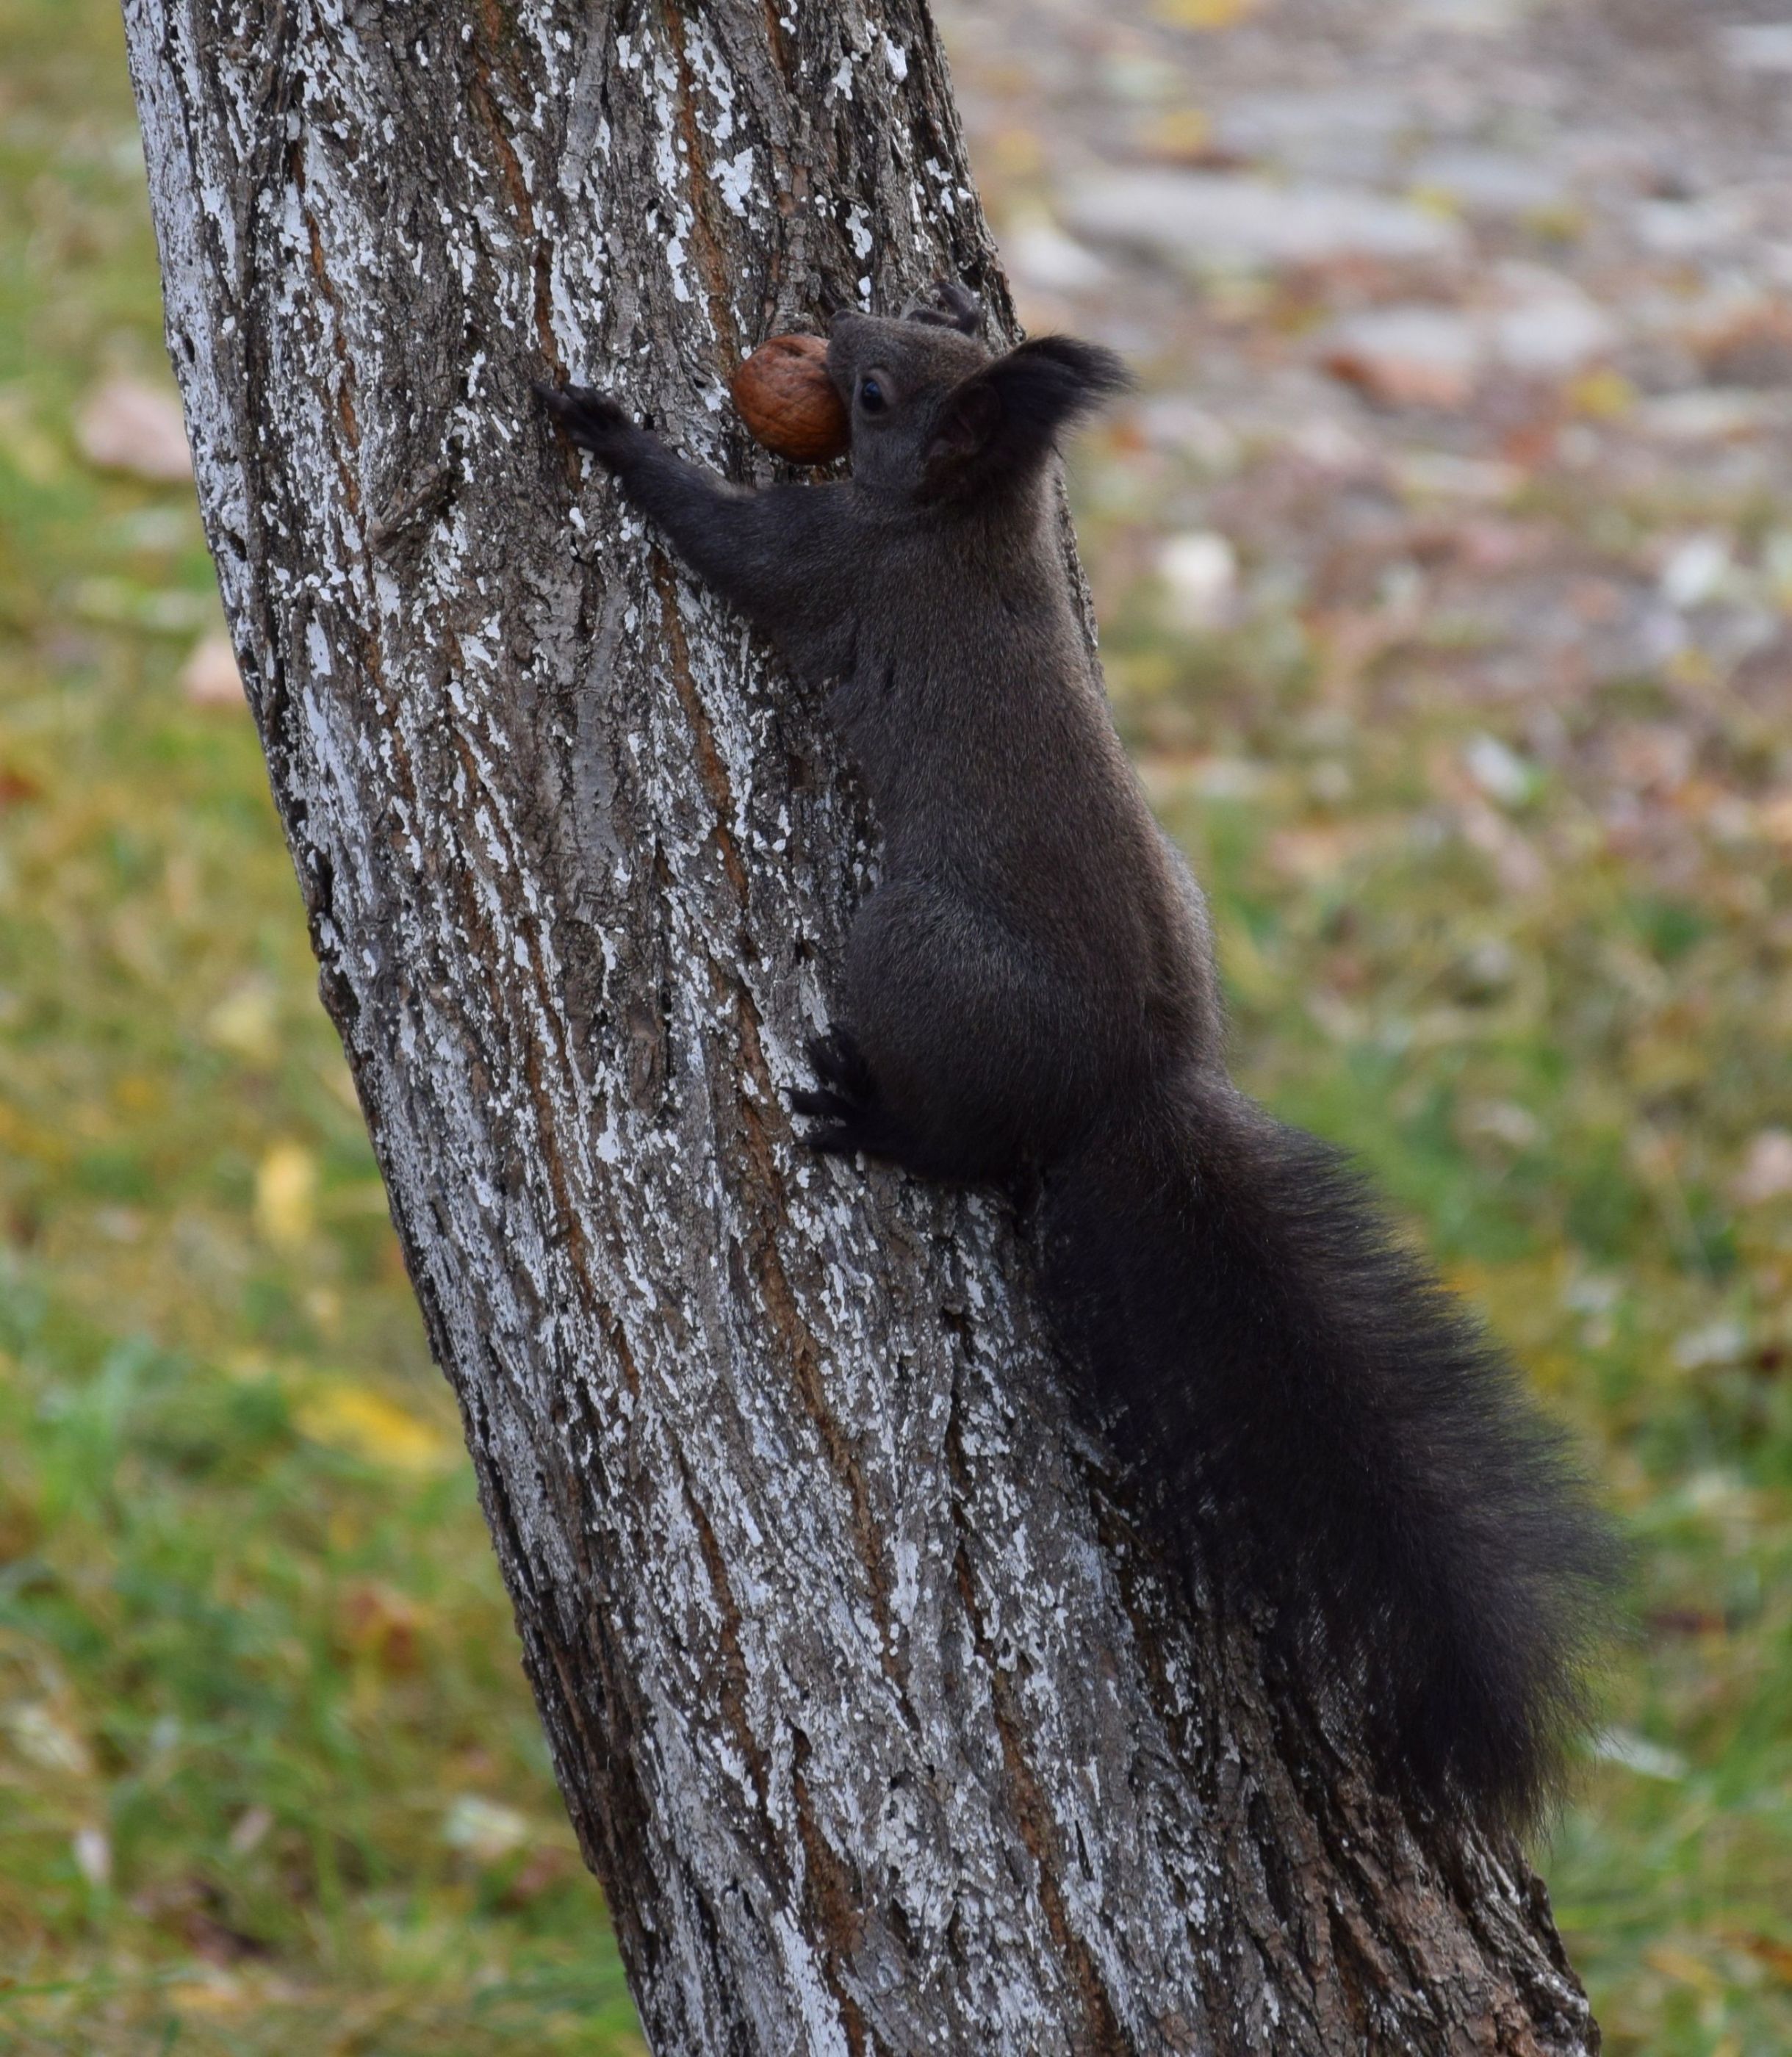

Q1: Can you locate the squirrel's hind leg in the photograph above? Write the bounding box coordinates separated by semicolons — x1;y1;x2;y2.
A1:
818;880;1109;1184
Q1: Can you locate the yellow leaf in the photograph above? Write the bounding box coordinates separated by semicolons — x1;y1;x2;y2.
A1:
1404;184;1463;223
1522;200;1588;244
206;981;279;1064
1153;0;1259;25
990;126;1044;179
0;390;64;484
1569;367;1636;420
164;1976;251;2015
1757;793;1792;846
1140;107;1213;161
1644;1944;1723;1995
295;1380;451;1474
255;1140;316;1246
6;1701;94;1778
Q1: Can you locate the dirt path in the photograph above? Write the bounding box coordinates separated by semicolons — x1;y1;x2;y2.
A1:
938;0;1792;898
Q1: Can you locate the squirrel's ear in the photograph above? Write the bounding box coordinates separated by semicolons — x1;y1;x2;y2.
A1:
925;336;1131;492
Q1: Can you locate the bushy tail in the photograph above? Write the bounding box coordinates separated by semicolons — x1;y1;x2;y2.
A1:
1040;1068;1619;1829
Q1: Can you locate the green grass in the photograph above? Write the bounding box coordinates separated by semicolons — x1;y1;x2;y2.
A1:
0;3;638;2049
1;1;1789;2050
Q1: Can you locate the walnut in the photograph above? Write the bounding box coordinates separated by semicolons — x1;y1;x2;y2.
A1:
730;334;850;465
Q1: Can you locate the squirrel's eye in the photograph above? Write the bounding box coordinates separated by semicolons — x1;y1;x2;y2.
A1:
858;377;887;414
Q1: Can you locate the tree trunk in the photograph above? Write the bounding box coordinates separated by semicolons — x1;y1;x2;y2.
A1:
121;2;1599;2050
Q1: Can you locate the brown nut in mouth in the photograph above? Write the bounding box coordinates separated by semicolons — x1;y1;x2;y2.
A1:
730;334;851;465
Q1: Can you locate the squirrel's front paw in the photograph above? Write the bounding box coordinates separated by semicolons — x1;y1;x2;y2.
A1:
535;381;636;467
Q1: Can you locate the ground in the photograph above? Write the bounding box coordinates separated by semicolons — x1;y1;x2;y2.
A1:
1;0;1788;2051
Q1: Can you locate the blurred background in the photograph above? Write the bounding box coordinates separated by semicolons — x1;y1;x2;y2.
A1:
1;0;1789;2050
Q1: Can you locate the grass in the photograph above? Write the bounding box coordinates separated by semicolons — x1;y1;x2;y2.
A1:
0;2;638;2049
1;1;1789;2051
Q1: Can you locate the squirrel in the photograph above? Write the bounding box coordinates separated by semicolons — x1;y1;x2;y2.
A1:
537;282;1618;1832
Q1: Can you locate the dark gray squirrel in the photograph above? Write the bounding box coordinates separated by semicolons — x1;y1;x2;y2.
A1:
537;281;1618;1832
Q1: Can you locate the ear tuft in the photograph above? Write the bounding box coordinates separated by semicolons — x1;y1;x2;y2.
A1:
903;279;983;336
924;334;1132;495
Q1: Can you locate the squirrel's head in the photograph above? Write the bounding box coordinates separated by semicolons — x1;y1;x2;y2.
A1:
827;284;1130;505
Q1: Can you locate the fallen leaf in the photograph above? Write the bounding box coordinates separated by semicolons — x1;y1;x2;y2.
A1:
442;1794;530;1865
205;981;278;1065
500;1844;575;1909
1732;1931;1792;1985
72;1826;111;1888
1732;1128;1792;1206
1157;530;1238;631
254;1141;316;1246
6;1702;94;1777
295;1380;451;1474
1152;0;1259;25
227;1805;273;1856
74;375;192;483
1322;306;1480;410
338;1580;425;1672
181;633;245;707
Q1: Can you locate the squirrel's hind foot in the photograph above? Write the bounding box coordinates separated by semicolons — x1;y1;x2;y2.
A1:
792;1029;896;1158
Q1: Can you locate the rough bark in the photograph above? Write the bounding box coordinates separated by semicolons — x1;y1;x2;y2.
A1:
121;2;1600;2050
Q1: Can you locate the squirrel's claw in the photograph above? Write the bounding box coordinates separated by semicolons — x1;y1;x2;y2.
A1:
805;1029;876;1103
792;1030;885;1156
535;381;633;461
